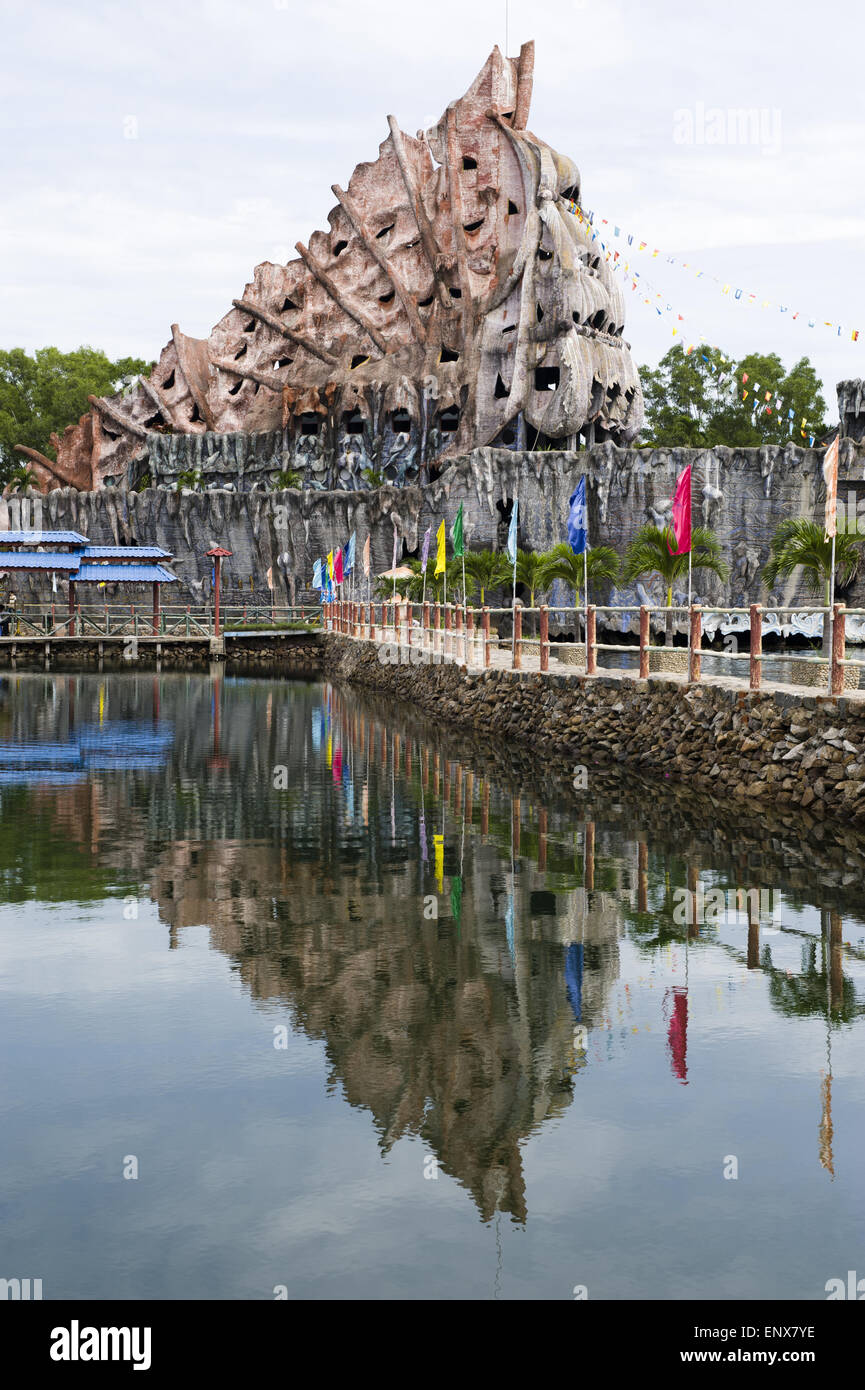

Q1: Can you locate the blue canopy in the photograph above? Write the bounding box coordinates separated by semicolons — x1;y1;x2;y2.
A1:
73;563;177;584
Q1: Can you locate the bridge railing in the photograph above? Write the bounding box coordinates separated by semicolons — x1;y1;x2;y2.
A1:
321;598;859;696
0;602;323;639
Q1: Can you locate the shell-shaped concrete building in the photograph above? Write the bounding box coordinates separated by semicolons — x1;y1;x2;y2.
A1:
20;42;643;494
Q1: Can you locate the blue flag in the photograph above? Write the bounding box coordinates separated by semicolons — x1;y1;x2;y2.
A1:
344;531;356;576
567;477;587;555
507;498;519;566
312;558;323;590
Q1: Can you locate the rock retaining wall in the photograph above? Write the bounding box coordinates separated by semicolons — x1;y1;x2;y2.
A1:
322;633;865;824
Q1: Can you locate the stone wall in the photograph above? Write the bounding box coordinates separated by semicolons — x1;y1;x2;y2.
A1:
322;633;865;825
6;435;865;625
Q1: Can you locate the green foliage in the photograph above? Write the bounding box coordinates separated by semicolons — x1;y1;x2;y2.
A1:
273;468;303;489
462;549;510;603
175;469;201;491
638;343;827;448
5;464;38;493
514;549;549;607
762;518;865;603
622;524;729;605
540;542;620;605
0;346;151;484
362;467;386;488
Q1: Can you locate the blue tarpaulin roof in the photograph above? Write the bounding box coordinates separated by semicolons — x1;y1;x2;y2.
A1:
0;552;82;570
73;563;177;584
81;545;172;560
0;530;89;546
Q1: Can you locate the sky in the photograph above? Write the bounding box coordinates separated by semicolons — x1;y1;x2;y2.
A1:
1;0;864;422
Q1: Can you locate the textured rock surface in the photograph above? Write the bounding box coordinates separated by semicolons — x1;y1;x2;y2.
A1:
322;633;865;824
17;42;642;494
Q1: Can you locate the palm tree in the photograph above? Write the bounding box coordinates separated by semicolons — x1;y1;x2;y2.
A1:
273;468;303;489
540;542;620;611
5;465;38;493
463;549;510;605
763;518;865;657
622;524;729;646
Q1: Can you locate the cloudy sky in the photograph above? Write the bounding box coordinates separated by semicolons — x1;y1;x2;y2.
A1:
2;0;863;420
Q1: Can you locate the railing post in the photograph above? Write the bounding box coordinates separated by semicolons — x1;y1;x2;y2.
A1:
444;602;452;660
434;602;441;656
369;601;376;642
639;605;649;679
512;601;522;670
539;604;549;671
423;601;430;650
749;603;762;690
466;605;474;666
586;605;596;674
831;603;846;696
406;600;412;647
689;604;702;683
482;605;491;668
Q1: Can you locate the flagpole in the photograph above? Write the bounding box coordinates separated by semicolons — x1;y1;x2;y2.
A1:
827;533;836;696
687;547;693;676
583;545;588;672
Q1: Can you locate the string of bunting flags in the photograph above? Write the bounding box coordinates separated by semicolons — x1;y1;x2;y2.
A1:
565;201;861;344
566;201;832;446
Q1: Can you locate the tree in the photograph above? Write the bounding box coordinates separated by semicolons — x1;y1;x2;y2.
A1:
540;542;620;609
762;519;865;656
5;464;38;493
463;549;510;604
622;524;729;645
0;346;151;485
273;468;303;489
638;343;828;448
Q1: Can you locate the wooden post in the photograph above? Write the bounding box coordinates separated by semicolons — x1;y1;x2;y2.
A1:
482;606;491;668
831;603;846;696
455;603;462;663
513;601;522;670
434;602;441;655
370;601;376;642
444;602;451;659
749;603;762;690
586;605;596;674
540;604;549;672
406;599;412;647
639;605;649;679
688;605;702;683
423;601;430;650
68;581;75;636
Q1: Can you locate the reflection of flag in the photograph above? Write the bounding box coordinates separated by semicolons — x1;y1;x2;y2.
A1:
505;889;515;960
507;499;519;566
450;874;462;928
333;746;342;782
565;943;583;1020
823;434;840;540
450;504;464;558
667;986;688;1083
326;732;332;769
420;808;428;863
434;521;446;576
433;833;444;893
311;709;323;751
420;525;432;570
669;465;692;555
567;478;587;556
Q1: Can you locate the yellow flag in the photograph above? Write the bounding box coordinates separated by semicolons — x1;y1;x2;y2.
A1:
434;520;446;576
433;833;444;893
327;550;334;580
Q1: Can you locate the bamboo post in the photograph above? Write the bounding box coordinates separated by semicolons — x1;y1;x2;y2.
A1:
749;603;762;690
831;603;846;696
586;605;596;674
688;605;702;683
639;605;649;679
539;604;549;672
482;605;491;668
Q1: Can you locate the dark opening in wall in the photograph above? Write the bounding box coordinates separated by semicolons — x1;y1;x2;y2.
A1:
333;240;348;257
228;380;243;396
502;324;516;334
439;346;460;363
102;426;120;440
162;369;175;389
449;286;462;299
572;310;582;325
591;309;606;330
299;413;320;435
538;248;553;261
534;366;560;391
438;407;460;433
561;184;579;202
143;414;162;429
418;294;434;307
244;318;256;332
391;410;411;433
343;409;364;434
462;155;478;170
463;218;484;234
190;403;203;423
375;223;395;239
378;290;395;303
273;357;293;370
351;354;369;369
234;344;248;359
494;373;510;399
280;297;298;312
501;427;516;445
502;110;514;120
253;383;260;395
536;302;544;322
507;200;519;215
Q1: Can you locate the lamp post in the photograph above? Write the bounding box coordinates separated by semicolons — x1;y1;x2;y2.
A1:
205;546;232;638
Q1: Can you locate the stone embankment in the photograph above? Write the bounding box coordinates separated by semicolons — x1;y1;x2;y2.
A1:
322;634;865;823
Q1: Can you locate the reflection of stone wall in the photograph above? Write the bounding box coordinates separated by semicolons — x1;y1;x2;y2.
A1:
7;435;864;614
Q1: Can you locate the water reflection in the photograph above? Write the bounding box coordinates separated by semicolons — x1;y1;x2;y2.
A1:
1;671;864;1251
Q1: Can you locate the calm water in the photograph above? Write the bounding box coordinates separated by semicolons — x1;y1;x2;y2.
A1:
0;671;863;1301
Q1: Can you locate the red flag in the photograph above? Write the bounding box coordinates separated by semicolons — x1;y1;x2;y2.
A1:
334;547;344;584
669;465;691;555
823;434;839;539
